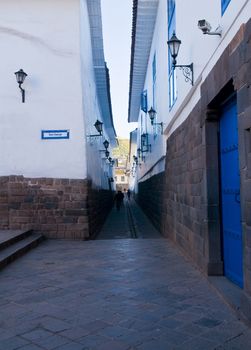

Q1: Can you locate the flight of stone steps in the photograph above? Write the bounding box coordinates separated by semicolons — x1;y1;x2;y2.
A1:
0;229;44;269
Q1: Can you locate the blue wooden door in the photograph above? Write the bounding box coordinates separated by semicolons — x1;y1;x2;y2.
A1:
219;97;243;288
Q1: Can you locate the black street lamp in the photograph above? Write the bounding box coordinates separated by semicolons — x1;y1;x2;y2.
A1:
14;69;27;103
94;120;103;135
87;120;103;138
167;32;194;85
148;107;157;125
103;140;109;149
148;107;163;134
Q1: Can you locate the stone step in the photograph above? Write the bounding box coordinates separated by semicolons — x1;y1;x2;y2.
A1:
0;229;33;251
0;233;44;270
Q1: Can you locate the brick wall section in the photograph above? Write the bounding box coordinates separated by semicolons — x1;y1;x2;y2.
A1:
138;173;165;233
0;176;113;240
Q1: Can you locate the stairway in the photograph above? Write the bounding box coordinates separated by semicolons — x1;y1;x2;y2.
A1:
0;229;44;270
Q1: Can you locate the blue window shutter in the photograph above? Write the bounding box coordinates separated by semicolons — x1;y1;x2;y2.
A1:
141;90;148;113
168;0;175;22
221;0;231;15
152;54;156;83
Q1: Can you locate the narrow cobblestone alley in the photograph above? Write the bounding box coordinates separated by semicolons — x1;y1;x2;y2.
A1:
0;200;251;350
97;199;161;240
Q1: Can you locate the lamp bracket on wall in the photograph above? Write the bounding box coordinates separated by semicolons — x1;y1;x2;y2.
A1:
174;64;194;86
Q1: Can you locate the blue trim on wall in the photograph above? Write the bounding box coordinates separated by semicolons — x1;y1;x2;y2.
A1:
221;0;231;15
152;53;157;108
141;90;148;113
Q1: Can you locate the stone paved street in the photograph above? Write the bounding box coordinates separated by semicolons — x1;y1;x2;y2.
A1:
0;200;251;349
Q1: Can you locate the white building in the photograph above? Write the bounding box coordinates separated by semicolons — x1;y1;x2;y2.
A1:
0;0;117;239
129;0;251;321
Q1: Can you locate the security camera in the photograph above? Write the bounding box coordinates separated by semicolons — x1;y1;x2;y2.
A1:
198;19;212;34
198;19;222;36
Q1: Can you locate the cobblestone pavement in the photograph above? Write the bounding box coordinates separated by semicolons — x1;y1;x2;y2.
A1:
1;201;251;349
97;199;161;240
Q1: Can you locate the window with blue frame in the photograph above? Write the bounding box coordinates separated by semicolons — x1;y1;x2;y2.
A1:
168;0;177;108
141;90;148;113
221;0;231;15
152;53;157;108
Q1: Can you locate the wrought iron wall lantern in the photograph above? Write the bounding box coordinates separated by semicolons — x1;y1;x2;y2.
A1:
87;120;103;138
133;155;138;165
148;107;163;134
137;148;142;159
103;140;109;149
167;32;194;85
141;133;151;153
14;69;27;103
109;158;115;166
108;177;114;183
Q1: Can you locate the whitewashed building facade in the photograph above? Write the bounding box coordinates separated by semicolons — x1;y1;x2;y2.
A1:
129;0;251;321
0;0;117;239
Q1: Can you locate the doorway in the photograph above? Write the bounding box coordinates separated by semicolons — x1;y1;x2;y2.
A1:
219;95;243;288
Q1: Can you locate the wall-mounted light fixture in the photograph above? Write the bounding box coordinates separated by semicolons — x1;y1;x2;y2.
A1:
136;148;145;162
108;157;114;166
137;148;142;159
148;107;163;134
103;140;109;149
133;155;138;165
14;69;27;103
109;158;115;166
105;150;110;159
198;20;222;36
167;32;194;85
87;119;103;138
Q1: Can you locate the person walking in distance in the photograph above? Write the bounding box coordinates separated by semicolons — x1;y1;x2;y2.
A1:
114;190;124;211
127;189;131;201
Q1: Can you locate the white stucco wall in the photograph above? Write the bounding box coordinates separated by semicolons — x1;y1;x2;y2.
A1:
167;0;251;136
133;0;251;182
0;0;87;179
79;0;115;190
135;0;168;181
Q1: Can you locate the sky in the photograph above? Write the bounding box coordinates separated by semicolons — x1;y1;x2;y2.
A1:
101;0;137;139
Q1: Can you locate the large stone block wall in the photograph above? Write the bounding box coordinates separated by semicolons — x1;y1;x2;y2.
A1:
200;20;251;321
137;20;251;321
163;102;209;271
138;173;165;233
88;186;114;239
0;176;113;239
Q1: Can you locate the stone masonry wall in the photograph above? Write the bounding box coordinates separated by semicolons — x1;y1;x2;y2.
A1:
0;176;113;240
138;173;165;233
200;20;251;321
88;186;114;239
163;102;208;271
